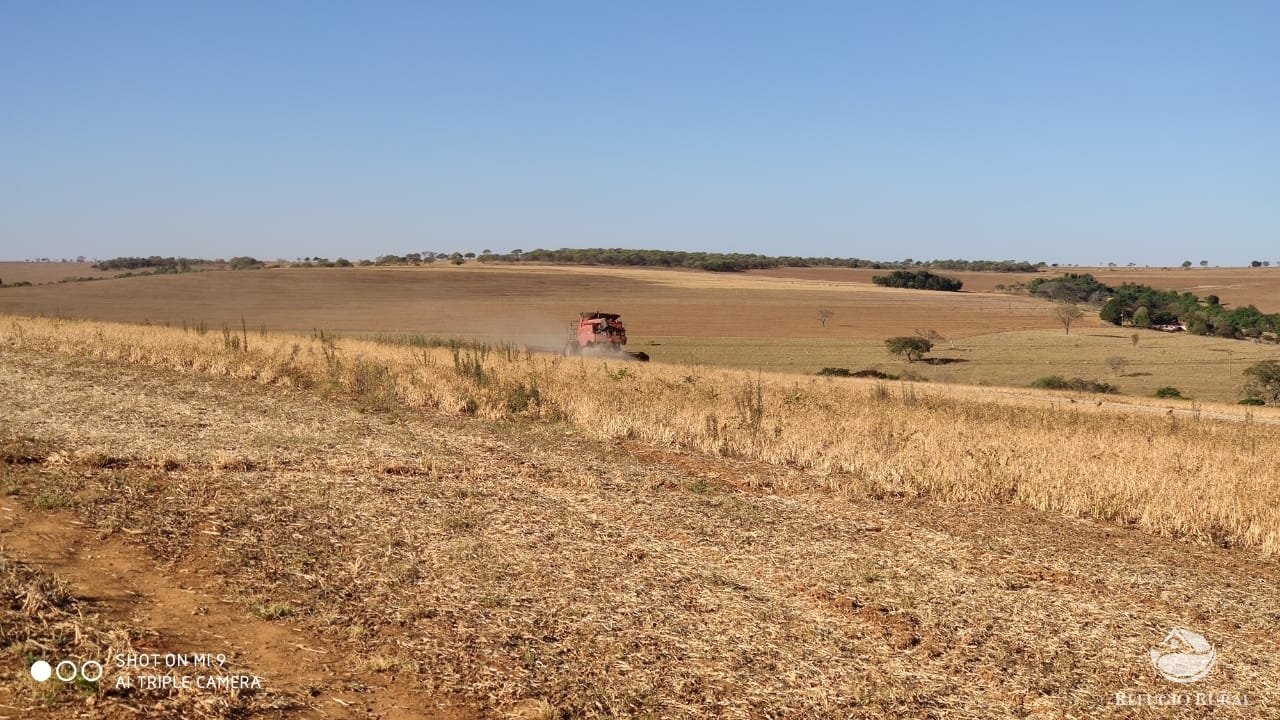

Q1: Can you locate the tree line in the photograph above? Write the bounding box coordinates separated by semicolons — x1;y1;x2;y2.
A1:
1099;283;1280;339
87;250;1048;275
1018;272;1280;340
475;248;1043;273
91;256;264;272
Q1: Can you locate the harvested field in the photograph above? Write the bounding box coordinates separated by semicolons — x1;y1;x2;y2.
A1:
0;264;1081;341
4;263;1277;403
751;265;1280;311
1;316;1278;718
0;262;116;286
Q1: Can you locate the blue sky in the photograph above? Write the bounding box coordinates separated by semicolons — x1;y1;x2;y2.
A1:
2;2;1276;265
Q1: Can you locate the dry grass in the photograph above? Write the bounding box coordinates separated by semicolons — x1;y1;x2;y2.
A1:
3;263;1274;405
638;328;1276;402
4;326;1280;717
4;314;1278;557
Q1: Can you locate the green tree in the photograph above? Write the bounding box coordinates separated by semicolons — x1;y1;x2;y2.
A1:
1242;360;1280;405
872;270;962;291
1099;298;1125;325
884;336;933;363
1181;260;1192;268
1132;306;1152;328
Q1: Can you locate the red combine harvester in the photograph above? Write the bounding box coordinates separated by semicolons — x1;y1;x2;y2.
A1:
565;312;649;361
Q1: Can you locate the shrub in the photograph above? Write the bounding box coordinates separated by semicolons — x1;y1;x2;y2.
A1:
1031;376;1118;394
1155;386;1184;399
817;367;852;376
851;369;896;379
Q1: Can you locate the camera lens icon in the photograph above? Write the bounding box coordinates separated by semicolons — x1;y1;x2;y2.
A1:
30;659;103;683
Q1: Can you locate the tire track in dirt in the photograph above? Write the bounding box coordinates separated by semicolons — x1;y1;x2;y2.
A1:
0;501;470;720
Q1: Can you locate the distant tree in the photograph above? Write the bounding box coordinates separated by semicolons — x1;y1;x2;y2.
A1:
1199;260;1209;268
1242;360;1280;405
464;252;476;259
913;328;947;348
885;336;933;363
817;309;834;328
1251;260;1263;268
1205;295;1219;306
1105;356;1130;377
1054;303;1083;334
1181;260;1193;268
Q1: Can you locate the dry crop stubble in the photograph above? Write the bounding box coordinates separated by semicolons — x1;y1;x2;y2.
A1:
3;314;1279;556
4;319;1280;717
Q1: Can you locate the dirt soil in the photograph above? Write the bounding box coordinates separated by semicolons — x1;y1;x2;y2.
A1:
2;344;1279;718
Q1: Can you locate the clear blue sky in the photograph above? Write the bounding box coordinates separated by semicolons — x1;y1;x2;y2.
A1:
2;2;1276;265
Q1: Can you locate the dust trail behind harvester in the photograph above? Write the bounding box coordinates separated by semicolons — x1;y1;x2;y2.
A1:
487;308;650;361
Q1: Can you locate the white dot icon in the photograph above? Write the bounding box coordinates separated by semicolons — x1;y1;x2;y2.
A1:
30;660;52;682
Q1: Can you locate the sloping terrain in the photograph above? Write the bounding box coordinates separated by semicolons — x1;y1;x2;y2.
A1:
2;343;1278;718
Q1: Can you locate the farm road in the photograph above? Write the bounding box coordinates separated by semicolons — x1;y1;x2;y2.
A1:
1;345;1279;718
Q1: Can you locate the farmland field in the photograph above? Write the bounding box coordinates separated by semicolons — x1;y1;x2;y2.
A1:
2;264;1280;718
1;262;1277;402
